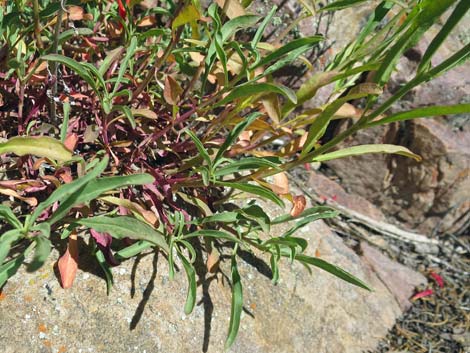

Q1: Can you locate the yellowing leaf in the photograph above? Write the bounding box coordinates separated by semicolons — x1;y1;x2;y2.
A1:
0;136;73;162
215;0;246;19
172;4;201;29
262;93;281;125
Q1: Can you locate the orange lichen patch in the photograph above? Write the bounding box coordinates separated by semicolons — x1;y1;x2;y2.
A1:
250;303;257;310
0;291;6;301
58;345;67;353
24;295;32;302
43;340;52;348
38;323;48;333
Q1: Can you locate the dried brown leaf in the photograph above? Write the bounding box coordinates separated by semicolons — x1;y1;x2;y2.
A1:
163;75;183;105
290;195;307;217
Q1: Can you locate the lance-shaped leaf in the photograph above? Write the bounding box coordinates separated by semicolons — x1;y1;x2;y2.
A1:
218;181;284;207
312;144;422;162
214;83;297;108
26;223;52;272
225;256;243;349
48;173;155;225
75;216;169;253
0;136;72;162
0;205;22;229
0;229;23;265
179;252;197;315
294;254;372;291
28;156;109;228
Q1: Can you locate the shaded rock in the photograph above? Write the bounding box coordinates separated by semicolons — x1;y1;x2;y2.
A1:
361;242;427;311
1;213;409;353
326;117;470;234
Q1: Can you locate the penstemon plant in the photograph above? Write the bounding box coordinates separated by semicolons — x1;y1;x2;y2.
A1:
0;0;469;348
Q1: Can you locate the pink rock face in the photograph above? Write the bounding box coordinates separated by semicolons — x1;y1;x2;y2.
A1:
307;170;386;221
360;242;427;311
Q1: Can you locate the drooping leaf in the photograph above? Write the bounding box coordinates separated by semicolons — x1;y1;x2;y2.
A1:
26;224;51;272
225;256;243;349
0;230;22;265
0;136;72;162
178;252;197;315
0;205;22;229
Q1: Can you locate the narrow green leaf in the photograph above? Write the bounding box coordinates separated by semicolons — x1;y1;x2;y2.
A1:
112;36;138;97
0;254;25;288
272;206;337;224
98;46;124;77
313;144;422;162
214;157;281;177
185;130;212;166
95;250;114;295
221;15;260;42
252;36;323;70
49;173;154;225
368;104;470;127
0;136;72;162
115;240;153;260
196;212;239;224
0;205;22;229
29;156;109;227
319;0;368;11
0;230;22;265
179;252;197;315
225;256;243;349
76;216;169;253
239;204;270;233
374;0;457;85
41;54;99;92
215;112;262;162
215;83;297;108
294;254;372;291
301;83;382;157
181;229;241;244
251;6;276;50
417;0;470;74
58;27;94;43
26;234;51;272
367;42;470;121
217;181;284;207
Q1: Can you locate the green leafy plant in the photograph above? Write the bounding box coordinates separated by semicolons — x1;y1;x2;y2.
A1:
0;0;468;349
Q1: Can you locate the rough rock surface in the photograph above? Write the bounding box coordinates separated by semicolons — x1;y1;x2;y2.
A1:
0;204;425;353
